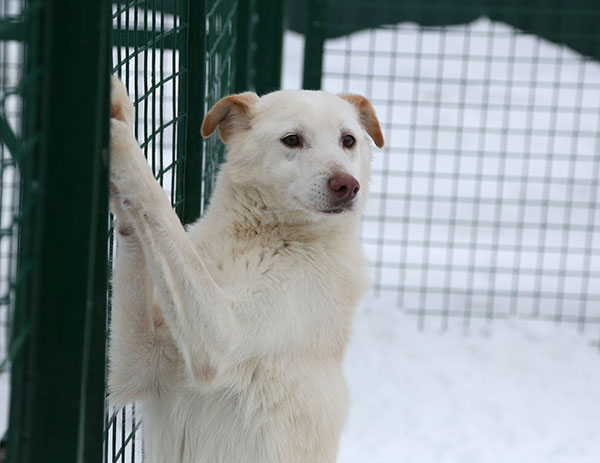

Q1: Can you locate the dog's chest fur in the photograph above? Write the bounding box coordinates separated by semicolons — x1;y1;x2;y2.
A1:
143;208;368;463
188;195;369;318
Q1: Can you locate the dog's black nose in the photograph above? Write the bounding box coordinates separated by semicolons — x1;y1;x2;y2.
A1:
328;173;360;201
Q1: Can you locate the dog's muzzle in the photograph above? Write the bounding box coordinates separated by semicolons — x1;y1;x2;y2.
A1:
324;173;360;213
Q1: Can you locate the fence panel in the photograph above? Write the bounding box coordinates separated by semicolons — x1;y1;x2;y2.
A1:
1;0;36;453
4;0;111;462
0;0;281;460
300;0;600;343
108;0;251;460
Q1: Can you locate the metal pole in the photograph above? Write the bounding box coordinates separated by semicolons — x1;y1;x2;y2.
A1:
302;0;326;90
8;0;110;461
254;0;287;94
177;0;206;225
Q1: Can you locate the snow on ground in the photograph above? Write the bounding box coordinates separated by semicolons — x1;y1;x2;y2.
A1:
284;18;600;462
341;300;600;463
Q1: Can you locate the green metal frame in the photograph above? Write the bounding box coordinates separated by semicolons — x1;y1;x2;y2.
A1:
235;0;258;93
177;0;207;224
7;0;111;462
253;0;287;94
302;0;326;90
291;0;600;61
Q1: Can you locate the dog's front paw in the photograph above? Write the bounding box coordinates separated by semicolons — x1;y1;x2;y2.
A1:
111;76;135;130
109;76;138;171
109;76;166;224
109;77;143;218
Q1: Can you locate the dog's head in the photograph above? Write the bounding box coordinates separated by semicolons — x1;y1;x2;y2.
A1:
201;90;383;223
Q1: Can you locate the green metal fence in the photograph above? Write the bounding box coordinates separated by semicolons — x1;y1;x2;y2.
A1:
296;0;600;343
1;0;31;451
108;1;247;460
3;0;112;462
0;0;284;461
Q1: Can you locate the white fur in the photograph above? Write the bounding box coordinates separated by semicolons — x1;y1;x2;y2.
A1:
108;77;381;463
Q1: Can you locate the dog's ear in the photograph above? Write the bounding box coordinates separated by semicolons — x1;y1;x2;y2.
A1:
201;92;259;142
338;93;384;148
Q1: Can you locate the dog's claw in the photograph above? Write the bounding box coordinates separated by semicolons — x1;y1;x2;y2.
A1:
110;76;135;129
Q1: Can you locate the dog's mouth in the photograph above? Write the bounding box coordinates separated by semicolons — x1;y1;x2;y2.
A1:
293;195;357;216
317;198;357;215
320;205;353;214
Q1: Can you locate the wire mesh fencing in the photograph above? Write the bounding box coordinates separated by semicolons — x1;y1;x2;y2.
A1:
0;0;42;445
108;1;245;461
301;1;600;343
0;0;23;442
109;3;183;460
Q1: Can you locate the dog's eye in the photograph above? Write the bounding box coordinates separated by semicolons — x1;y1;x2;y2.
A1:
342;134;356;148
282;134;301;148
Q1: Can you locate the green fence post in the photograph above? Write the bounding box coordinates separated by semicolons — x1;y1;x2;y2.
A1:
235;0;258;92
78;48;111;463
7;0;111;462
254;0;286;94
177;0;206;225
302;0;326;90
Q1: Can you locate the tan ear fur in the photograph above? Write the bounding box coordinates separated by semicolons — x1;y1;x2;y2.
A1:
338;93;384;148
201;92;259;142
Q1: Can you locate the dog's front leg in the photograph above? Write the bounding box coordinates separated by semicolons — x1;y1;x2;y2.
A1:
128;203;240;386
108;79;178;405
110;79;240;388
109;222;177;405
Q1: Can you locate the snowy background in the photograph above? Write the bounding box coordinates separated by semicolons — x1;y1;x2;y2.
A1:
283;19;600;462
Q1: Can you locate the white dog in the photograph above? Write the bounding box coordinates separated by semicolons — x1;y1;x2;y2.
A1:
108;76;384;463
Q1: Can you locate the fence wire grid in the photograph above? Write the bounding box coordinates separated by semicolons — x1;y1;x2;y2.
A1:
108;0;240;461
0;0;22;442
313;2;600;343
0;0;42;444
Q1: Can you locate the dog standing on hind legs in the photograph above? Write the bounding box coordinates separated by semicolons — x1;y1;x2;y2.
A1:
108;76;384;463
